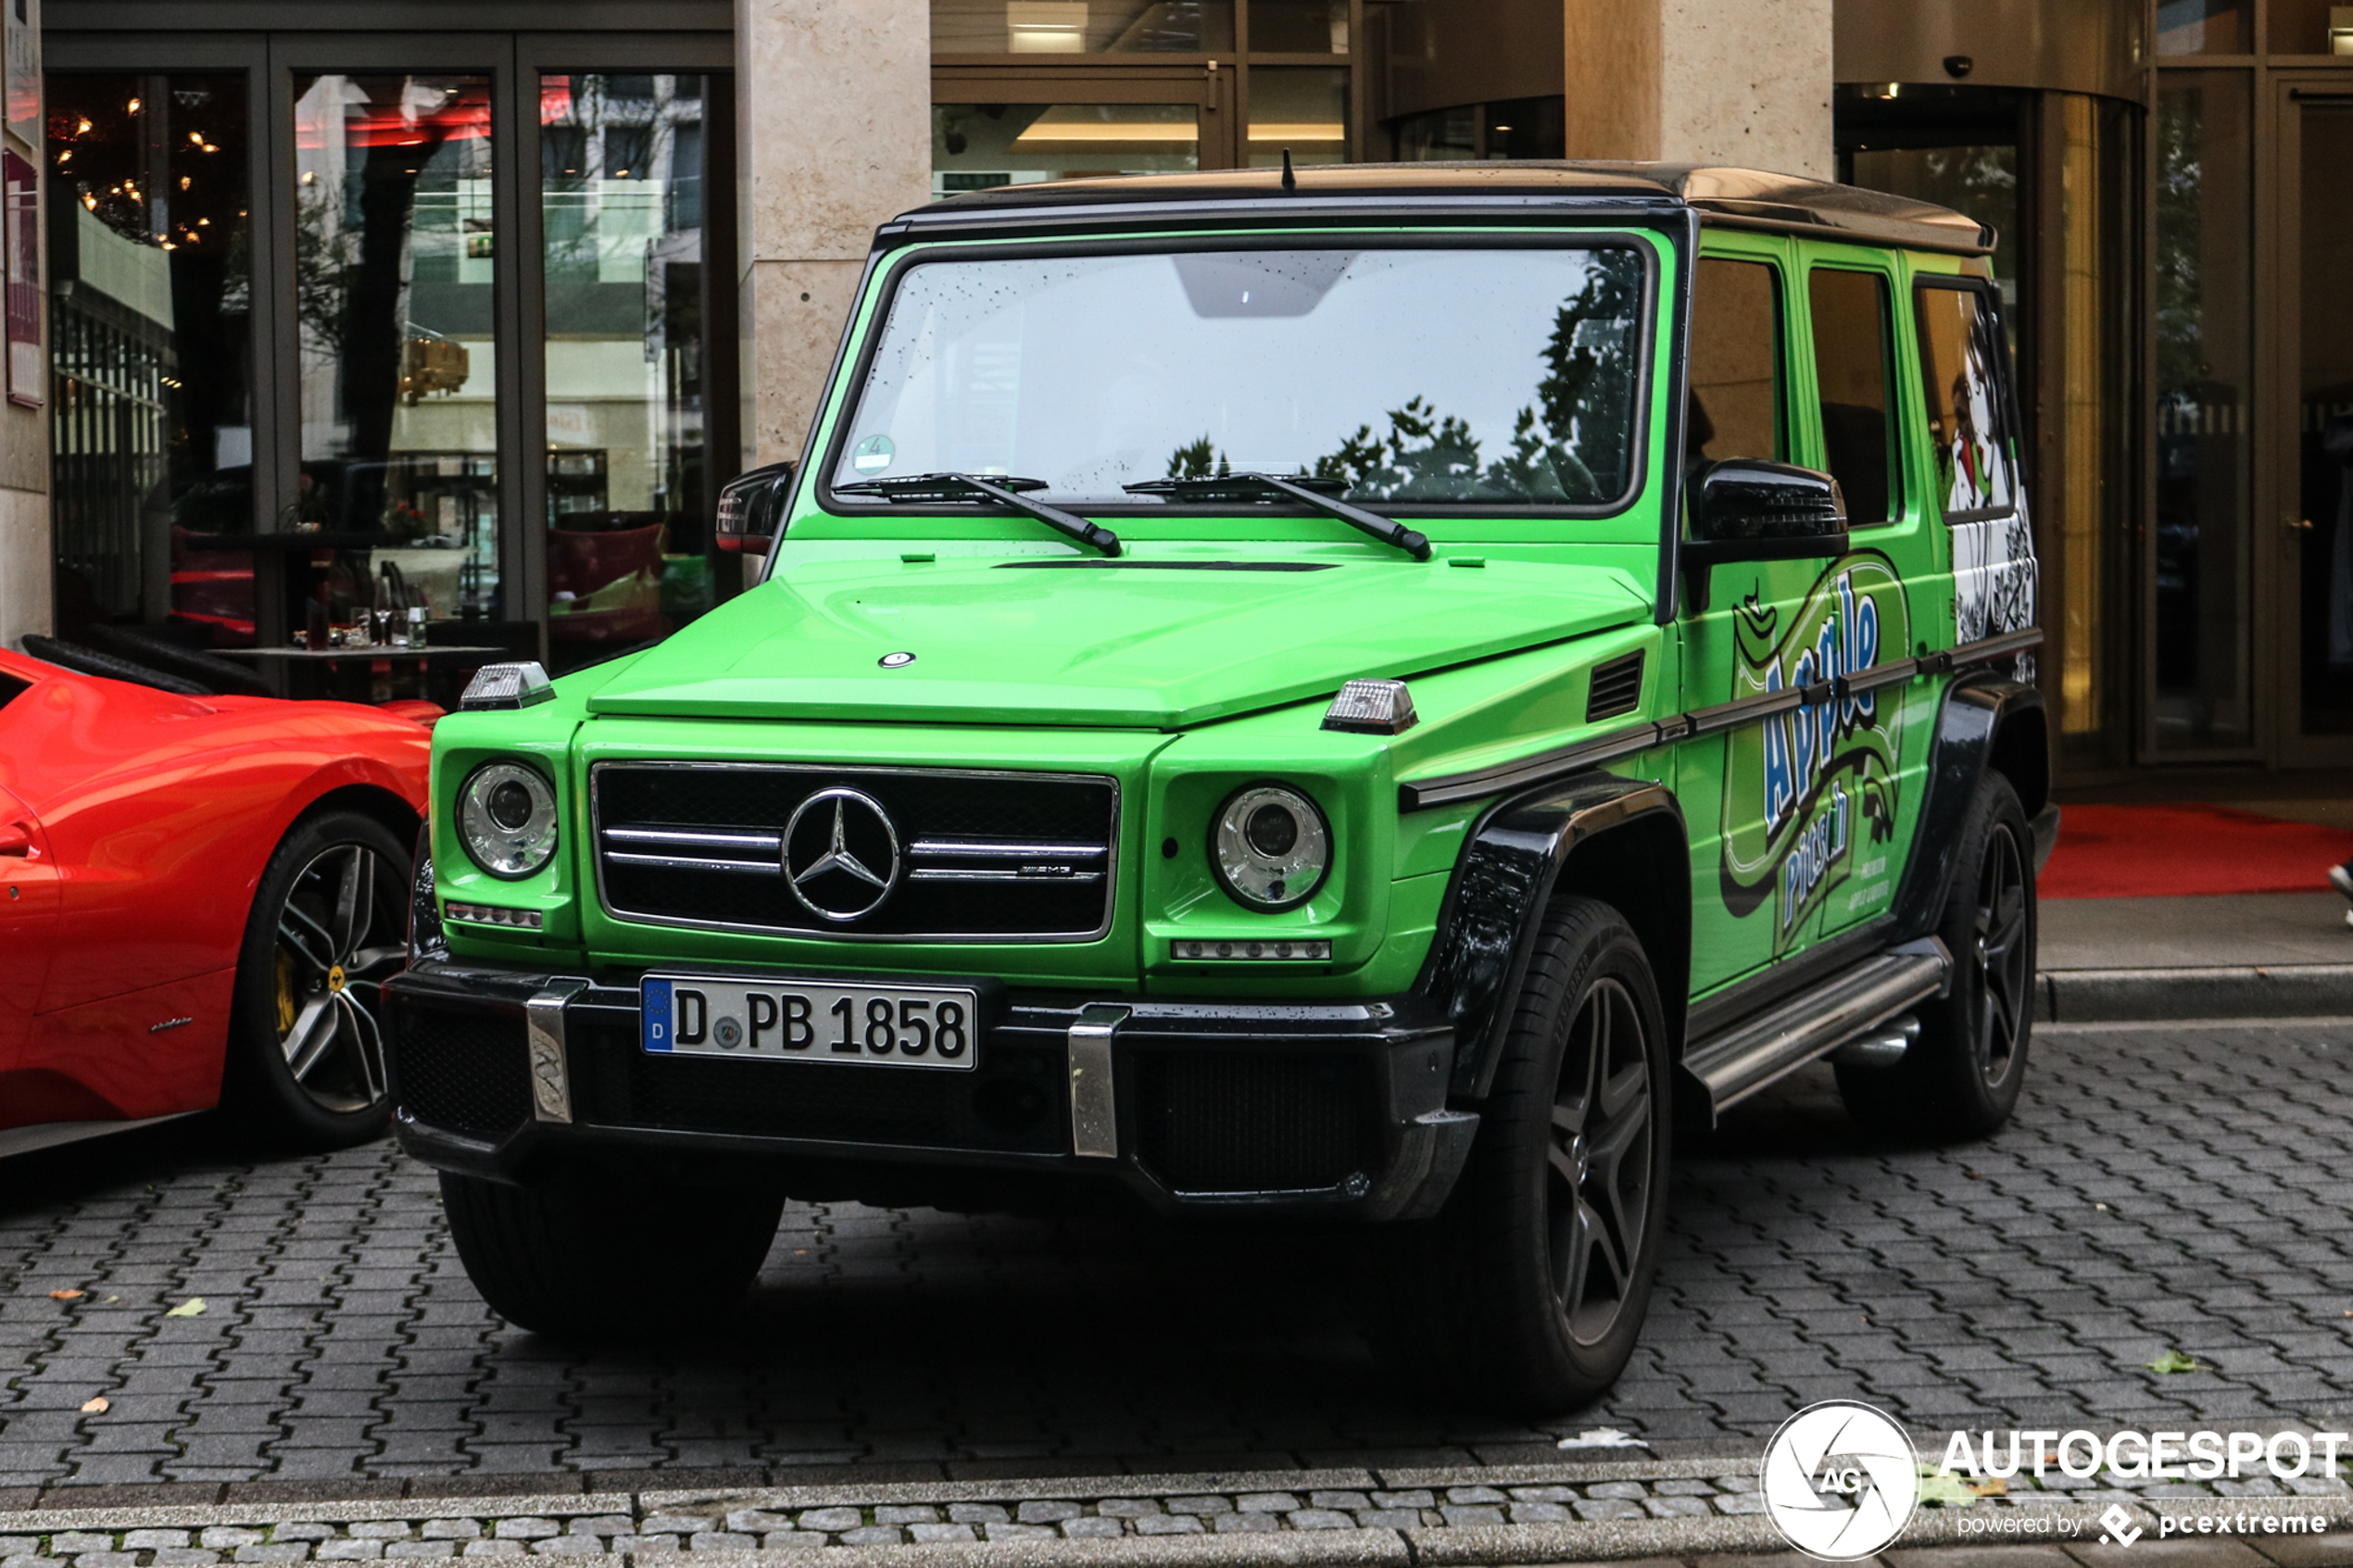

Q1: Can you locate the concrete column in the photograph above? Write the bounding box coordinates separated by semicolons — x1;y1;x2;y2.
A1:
736;0;934;470
1563;0;1834;181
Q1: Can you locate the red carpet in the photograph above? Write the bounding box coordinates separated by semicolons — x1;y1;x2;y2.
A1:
2040;803;2353;899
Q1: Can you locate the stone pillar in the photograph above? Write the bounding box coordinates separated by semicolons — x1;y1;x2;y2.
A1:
736;0;935;470
1563;0;1834;181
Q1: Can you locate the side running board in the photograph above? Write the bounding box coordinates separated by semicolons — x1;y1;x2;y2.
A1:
1682;938;1952;1121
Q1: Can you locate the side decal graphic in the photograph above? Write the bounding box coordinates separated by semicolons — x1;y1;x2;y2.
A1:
1719;554;1914;947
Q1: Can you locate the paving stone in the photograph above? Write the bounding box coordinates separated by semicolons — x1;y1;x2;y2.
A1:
1058;1520;1121;1539
792;1511;862;1535
837;1528;901;1547
980;1524;1054;1542
415;1526;477;1543
316;1543;382;1561
1164;1496;1232;1516
458;1546;522;1559
384;1547;454;1561
488;1526;556;1544
1211;1513;1281;1534
124;1532;192;1549
153;1552;221;1566
1012;1503;1076;1524
1134;1516;1204;1536
1372;1491;1435;1510
680;1537;746;1554
233;1547;310;1563
1094;1501;1160;1520
1308;1492;1371;1511
906;1525;975;1544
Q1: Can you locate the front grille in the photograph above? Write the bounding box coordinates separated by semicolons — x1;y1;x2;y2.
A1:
1132;1051;1377;1194
1586;650;1645;722
389;1006;534;1136
570;1021;1066;1153
592;764;1118;940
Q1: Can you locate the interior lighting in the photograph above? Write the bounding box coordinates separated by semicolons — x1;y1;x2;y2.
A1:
1247;122;1347;142
2334;6;2353;51
1013;116;1199;144
127;97;141;113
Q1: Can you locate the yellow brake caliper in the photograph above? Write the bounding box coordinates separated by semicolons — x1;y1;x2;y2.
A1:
275;947;296;1035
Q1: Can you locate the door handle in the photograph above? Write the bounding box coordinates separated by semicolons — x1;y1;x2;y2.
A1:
0;822;31;857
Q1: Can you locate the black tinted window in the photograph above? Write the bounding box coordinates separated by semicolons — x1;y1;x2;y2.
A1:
1807;268;1902;525
1689;257;1783;465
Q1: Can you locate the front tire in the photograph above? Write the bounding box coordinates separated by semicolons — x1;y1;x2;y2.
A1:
1836;771;2035;1140
1389;896;1671;1413
223;809;411;1149
441;1168;786;1342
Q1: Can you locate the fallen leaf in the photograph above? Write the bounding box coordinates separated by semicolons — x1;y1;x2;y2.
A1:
80;1396;108;1414
1965;1170;1983;1180
1917;1470;1978;1508
1967;1476;2008;1498
48;1289;83;1301
104;1296;120;1304
163;1298;206;1318
2147;1348;2205;1374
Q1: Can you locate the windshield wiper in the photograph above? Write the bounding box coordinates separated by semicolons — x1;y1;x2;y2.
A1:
1124;472;1432;561
835;472;1121;558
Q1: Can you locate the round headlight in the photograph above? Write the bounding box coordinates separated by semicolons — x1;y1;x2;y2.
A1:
1211;784;1331;910
458;761;559;880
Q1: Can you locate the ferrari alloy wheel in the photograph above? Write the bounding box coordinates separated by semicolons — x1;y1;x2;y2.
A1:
1836;771;2036;1142
1384;896;1671;1413
227;809;412;1148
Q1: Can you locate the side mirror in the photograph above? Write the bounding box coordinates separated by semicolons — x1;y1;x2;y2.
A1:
1680;459;1850;612
714;460;796;556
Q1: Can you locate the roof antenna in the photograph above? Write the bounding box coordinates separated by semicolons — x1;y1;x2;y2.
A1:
1280;148;1297;192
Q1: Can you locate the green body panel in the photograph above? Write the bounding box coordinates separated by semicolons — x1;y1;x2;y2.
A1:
433;216;2010;1016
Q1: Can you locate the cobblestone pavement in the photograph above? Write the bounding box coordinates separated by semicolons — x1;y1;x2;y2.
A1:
4;1020;2351;1493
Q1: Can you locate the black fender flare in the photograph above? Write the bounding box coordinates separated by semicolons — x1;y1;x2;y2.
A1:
1889;674;2053;939
1414;774;1689;1102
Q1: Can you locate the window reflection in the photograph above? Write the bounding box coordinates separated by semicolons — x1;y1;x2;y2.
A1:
293;73;499;626
541;73;719;671
46;73;255;640
1247;67;1347;167
933;103;1199;197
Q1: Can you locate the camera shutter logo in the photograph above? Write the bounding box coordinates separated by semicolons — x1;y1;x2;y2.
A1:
783;787;903;922
1760;1400;1920;1561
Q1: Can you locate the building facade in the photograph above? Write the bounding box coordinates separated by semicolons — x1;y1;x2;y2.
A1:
0;0;2338;780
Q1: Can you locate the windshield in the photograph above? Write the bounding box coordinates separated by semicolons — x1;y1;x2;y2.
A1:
828;243;1652;508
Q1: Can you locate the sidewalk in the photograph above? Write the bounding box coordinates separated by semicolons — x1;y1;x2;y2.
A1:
2039;892;2353;1022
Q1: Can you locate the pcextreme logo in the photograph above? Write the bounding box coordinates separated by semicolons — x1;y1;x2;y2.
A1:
1760;1400;1921;1562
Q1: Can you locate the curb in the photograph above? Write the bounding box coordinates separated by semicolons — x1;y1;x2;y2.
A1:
5;1467;2349;1568
2041;964;2353;1022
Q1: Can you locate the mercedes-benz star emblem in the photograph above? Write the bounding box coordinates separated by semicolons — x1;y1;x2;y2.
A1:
781;787;901;922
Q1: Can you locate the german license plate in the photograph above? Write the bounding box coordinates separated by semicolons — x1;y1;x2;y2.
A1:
639;975;979;1070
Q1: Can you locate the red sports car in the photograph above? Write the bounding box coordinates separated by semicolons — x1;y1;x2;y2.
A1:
0;647;431;1155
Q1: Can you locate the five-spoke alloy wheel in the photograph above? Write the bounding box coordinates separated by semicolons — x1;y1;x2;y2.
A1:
1389;895;1671;1413
227;809;412;1148
1836;771;2036;1141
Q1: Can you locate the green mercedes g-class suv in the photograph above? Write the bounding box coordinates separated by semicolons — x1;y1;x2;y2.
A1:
388;162;2051;1412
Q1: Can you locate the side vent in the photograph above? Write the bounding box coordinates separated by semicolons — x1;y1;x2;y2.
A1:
1586;652;1645;722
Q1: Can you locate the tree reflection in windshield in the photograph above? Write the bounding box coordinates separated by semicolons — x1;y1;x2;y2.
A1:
836;245;1651;509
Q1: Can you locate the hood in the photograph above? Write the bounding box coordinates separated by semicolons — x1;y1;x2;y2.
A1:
586;552;1650;729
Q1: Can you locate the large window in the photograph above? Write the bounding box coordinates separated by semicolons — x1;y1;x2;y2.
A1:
931;0;1362;188
44;38;736;685
293;72;500;627
47;73;255;636
541;71;723;671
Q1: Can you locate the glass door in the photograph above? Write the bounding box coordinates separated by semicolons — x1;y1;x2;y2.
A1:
2277;80;2353;765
